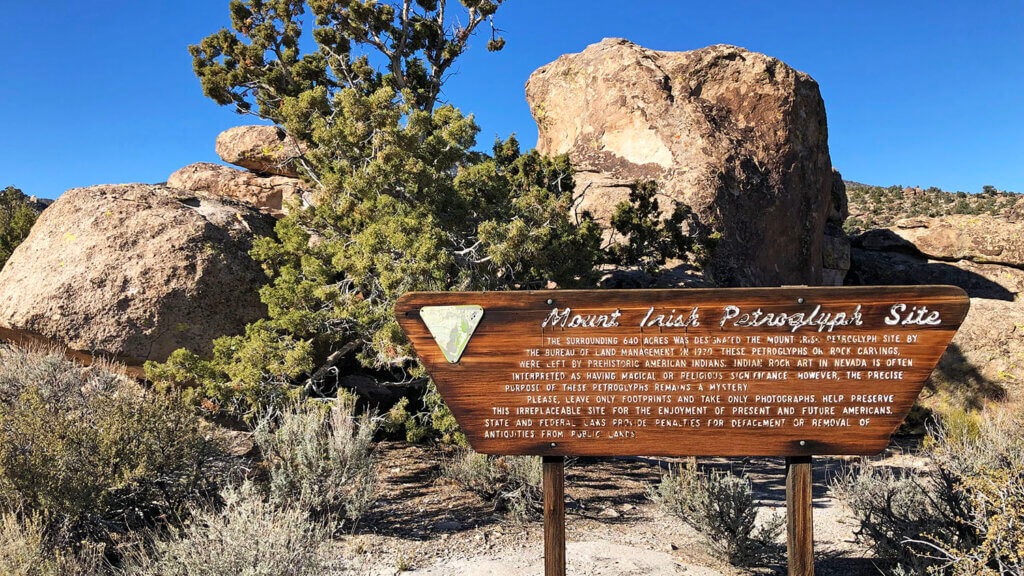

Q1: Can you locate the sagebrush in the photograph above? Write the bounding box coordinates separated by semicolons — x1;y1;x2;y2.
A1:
443;449;543;521
124;483;357;576
0;345;224;553
650;460;783;566
254;399;377;532
833;408;1024;575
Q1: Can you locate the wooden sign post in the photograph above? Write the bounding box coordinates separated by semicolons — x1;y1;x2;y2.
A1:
396;286;969;576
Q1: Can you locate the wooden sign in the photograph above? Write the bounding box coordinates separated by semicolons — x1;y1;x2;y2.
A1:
396;286;969;457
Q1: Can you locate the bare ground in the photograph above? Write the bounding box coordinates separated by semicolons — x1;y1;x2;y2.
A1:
328;441;924;575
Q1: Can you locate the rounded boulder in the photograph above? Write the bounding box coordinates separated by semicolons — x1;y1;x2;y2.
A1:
0;183;275;370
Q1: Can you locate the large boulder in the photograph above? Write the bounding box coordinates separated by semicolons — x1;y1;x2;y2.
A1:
216;125;304;178
168;162;311;218
890;215;1024;267
0;184;275;371
526;39;833;286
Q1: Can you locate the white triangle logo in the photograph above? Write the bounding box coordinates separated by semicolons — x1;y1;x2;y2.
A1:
419;305;484;364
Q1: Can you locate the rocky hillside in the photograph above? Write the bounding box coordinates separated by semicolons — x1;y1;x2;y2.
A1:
845;206;1024;401
845;182;1022;234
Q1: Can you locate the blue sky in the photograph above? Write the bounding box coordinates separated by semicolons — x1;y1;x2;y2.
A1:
1;1;1021;199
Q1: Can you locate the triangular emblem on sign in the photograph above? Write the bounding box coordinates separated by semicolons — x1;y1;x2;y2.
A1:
419;305;484;363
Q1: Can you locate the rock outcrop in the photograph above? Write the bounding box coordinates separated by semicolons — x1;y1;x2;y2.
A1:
822;169;851;286
848;217;1024;391
526;39;833;286
889;215;1024;268
216;125;304;178
168;162;310;218
0;183;275;371
26;195;53;213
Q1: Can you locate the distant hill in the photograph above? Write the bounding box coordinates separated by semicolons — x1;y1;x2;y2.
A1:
844;182;1022;234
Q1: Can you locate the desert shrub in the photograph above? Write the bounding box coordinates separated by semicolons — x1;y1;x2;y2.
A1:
833;409;1024;575
832;462;958;574
443;449;543;521
650;460;784;566
382;381;467;446
124;483;354;576
0;345;223;551
253;399;377;532
145;340;304;421
382;396;412;437
0;185;37;270
0;512;106;576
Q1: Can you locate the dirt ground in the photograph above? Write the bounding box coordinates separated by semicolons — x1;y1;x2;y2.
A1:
328;440;926;575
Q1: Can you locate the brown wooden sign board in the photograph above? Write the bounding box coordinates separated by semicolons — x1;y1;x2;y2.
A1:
396;286;969;576
396;286;968;458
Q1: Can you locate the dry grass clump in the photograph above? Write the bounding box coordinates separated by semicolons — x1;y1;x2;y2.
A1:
0;512;105;575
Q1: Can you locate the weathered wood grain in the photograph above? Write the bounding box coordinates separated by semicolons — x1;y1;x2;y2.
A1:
787;456;815;576
543;456;566;576
396;286;968;457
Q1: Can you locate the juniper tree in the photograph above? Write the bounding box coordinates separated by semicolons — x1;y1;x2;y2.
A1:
147;0;603;419
0;186;37;270
605;181;696;275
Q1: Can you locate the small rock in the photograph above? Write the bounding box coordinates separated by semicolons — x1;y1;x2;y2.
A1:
434;520;462;532
598;507;621;519
216;125;305;177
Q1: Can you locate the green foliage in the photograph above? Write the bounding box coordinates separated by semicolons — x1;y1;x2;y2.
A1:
650;460;783;566
147;0;608;420
124;483;353;576
145;323;307;419
253;399;377;532
605;180;696;274
418;381;464;444
442;449;543;521
0;186;38;270
833;409;1024;575
384;381;466;445
0;346;224;554
190;0;506;118
157;0;696;438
